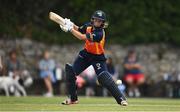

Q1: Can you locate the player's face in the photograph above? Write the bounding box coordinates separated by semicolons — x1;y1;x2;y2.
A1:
93;18;103;27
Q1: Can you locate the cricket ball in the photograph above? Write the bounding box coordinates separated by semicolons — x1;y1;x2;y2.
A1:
116;79;122;85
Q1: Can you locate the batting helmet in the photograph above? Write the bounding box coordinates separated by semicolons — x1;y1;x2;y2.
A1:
91;10;108;28
91;10;106;21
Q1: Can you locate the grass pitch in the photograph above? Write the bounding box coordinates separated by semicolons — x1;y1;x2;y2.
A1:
0;96;180;112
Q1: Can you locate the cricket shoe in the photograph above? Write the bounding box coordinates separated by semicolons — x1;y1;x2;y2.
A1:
61;98;78;105
43;92;53;97
120;100;128;106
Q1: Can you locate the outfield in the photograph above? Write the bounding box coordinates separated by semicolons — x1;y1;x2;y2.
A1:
0;96;180;112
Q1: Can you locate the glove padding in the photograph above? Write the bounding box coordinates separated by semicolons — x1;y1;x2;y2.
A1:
60;24;73;32
64;18;74;26
60;25;68;32
66;23;73;31
65;18;74;31
60;18;74;32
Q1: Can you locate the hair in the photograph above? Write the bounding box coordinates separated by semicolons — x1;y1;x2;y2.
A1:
127;48;136;56
9;49;17;56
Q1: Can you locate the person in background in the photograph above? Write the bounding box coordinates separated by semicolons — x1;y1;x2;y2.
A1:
123;49;145;97
39;50;56;97
6;50;21;80
2;50;33;96
0;56;2;71
0;55;3;75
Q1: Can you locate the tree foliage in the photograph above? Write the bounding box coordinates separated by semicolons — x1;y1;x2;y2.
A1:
0;0;180;45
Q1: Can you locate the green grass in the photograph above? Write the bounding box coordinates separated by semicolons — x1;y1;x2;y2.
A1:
0;96;180;112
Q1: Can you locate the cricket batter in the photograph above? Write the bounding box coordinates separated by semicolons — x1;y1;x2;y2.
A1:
60;10;128;106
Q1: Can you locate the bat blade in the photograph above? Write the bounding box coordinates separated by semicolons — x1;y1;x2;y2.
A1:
49;12;65;26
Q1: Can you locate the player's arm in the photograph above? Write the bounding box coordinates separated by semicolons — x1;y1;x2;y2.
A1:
70;29;86;40
60;19;103;42
70;28;104;42
60;24;87;40
73;24;79;31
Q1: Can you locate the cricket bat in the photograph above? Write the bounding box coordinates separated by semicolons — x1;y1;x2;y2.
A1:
49;12;65;26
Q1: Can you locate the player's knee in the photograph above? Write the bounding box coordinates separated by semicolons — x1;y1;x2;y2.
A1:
65;63;76;81
97;71;114;86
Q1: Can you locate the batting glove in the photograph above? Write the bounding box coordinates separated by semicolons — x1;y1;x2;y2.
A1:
60;25;68;32
64;18;74;27
66;23;74;32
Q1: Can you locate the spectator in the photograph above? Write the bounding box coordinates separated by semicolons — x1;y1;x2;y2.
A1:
5;50;21;80
123;49;145;97
5;50;32;86
4;50;31;96
0;55;3;76
0;56;2;72
38;50;56;97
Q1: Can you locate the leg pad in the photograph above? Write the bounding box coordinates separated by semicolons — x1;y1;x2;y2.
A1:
65;63;77;101
98;71;127;104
